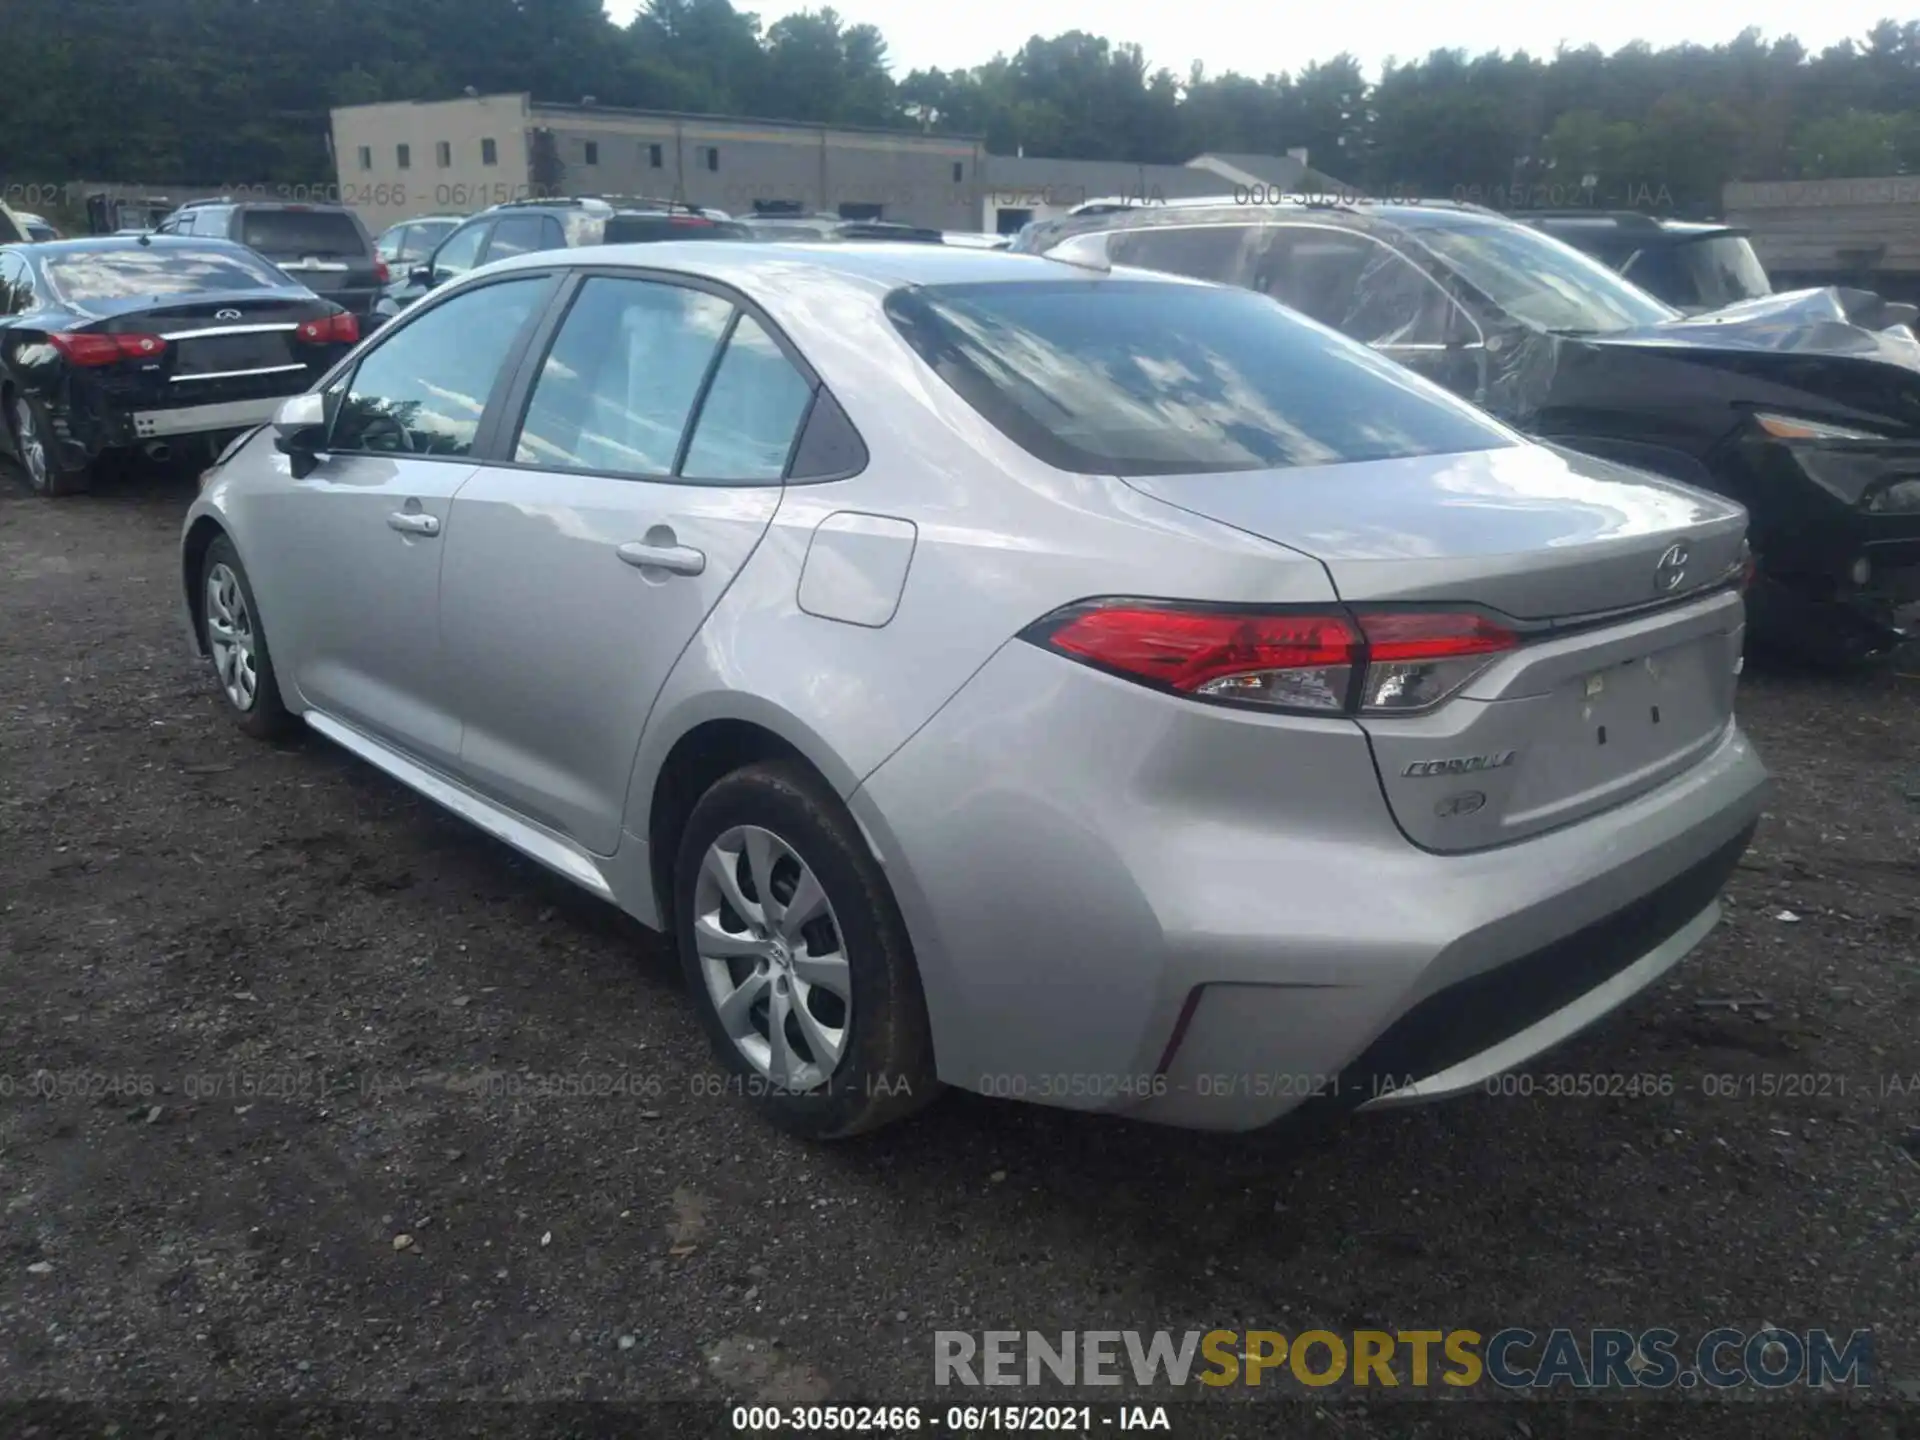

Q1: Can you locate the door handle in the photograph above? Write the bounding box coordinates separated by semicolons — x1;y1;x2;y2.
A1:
387;511;440;537
618;540;705;576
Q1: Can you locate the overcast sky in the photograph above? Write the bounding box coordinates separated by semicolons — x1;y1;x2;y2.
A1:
606;0;1899;79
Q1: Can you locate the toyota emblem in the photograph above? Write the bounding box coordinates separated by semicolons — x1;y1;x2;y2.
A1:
1654;542;1690;593
215;308;243;320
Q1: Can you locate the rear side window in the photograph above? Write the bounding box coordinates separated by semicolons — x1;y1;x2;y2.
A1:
513;276;733;476
680;315;815;481
239;209;366;258
884;279;1516;476
45;245;289;301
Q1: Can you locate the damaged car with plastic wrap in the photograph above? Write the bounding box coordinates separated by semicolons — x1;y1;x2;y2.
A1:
1017;200;1920;662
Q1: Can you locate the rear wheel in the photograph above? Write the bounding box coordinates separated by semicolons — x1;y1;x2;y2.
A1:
9;394;91;496
200;535;296;740
674;761;939;1139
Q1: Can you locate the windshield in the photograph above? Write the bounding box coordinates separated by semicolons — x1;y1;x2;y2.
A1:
1626;235;1772;311
1400;217;1679;334
884;279;1517;476
45;245;290;301
239;209;366;258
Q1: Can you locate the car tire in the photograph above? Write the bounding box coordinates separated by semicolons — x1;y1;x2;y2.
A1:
8;393;91;497
200;534;297;740
674;760;940;1139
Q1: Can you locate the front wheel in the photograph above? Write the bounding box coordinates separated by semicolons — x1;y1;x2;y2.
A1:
200;535;297;740
674;761;939;1139
9;394;91;496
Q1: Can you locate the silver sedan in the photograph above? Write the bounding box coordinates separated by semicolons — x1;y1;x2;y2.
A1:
180;240;1769;1137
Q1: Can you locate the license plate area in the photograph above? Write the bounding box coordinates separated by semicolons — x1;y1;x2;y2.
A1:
1503;633;1731;821
174;333;296;376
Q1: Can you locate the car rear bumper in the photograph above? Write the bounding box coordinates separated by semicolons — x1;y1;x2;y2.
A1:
850;639;1769;1132
129;396;287;439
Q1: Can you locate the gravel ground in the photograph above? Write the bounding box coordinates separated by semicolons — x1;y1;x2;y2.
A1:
0;462;1915;1435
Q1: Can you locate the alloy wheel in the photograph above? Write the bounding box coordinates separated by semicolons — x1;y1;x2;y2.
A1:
692;825;852;1092
204;562;259;711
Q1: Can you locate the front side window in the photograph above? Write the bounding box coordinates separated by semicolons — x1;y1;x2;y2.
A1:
885;278;1516;476
483;213;563;263
1396;214;1678;334
430;221;489;280
514;276;732;476
680;315;815;482
45;245;288;301
331;278;546;457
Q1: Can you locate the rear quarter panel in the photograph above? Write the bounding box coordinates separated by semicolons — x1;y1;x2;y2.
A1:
618;272;1345;923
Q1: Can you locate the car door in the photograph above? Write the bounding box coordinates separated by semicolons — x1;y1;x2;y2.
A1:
252;271;556;768
437;271;812;853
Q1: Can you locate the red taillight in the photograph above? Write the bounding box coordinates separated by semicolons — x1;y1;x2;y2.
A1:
295;313;360;345
49;331;168;366
1028;601;1519;715
374;257;391;284
670;215;714;227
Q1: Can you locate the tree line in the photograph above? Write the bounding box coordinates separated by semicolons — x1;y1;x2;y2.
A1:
2;0;1918;214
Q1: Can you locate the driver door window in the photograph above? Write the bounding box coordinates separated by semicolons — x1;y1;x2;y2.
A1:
429;221;490;283
330;278;548;457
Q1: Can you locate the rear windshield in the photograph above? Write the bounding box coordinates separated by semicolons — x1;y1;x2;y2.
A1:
883;279;1517;476
239;209;366;258
602;215;753;244
45;245;289;301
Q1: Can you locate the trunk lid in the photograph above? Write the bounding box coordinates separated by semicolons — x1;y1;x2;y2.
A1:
1121;442;1749;852
81;294;336;401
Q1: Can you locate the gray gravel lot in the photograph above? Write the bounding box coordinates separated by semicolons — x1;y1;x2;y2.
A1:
0;462;1914;1435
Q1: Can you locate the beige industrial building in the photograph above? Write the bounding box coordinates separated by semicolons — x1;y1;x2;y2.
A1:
328;93;1341;236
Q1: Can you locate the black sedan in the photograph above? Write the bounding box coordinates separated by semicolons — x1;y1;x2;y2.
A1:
0;235;359;495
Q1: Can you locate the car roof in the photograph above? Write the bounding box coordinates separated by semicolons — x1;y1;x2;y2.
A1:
483;238;1203;295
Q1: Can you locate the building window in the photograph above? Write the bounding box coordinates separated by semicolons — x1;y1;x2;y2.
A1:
482;137;498;166
357;146;372;171
584;140;599;166
436;141;452;168
704;146;719;172
648;143;663;169
953;161;964;183
839;202;884;221
396;143;411;170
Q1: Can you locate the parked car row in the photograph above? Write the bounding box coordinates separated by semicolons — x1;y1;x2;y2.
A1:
172;230;1772;1141
1015;197;1920;663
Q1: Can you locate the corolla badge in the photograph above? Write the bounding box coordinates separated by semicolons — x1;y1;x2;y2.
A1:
1655;542;1691;593
1403;750;1517;778
215;308;243;320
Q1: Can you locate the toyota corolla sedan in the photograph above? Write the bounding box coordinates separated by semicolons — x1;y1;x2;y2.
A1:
179;242;1769;1139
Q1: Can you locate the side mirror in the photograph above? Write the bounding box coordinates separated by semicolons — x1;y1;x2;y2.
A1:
409;265;433;288
272;392;327;478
